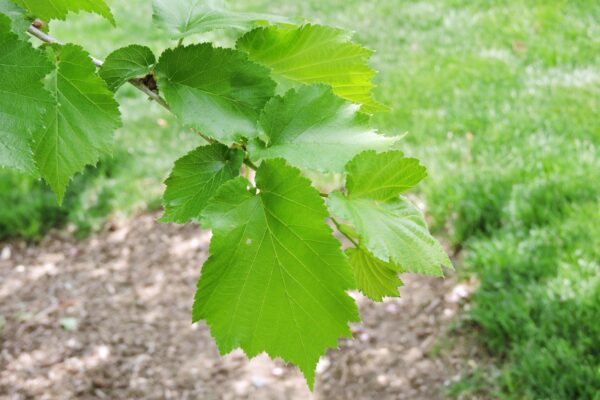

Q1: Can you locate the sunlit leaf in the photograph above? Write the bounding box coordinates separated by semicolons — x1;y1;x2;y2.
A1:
195;159;359;388
329;151;452;276
152;0;290;39
250;85;398;172
238;24;388;113
347;247;404;302
11;0;115;25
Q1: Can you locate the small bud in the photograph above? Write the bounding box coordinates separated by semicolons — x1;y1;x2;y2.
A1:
32;19;45;30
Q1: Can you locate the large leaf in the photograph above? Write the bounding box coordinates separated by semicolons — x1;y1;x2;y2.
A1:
194;159;359;388
11;0;114;25
0;0;30;39
155;44;275;143
33;44;121;203
152;0;290;40
99;45;156;92
250;85;398;172
328;151;452;276
160;144;244;224
0;15;53;172
347;247;403;302
237;24;387;113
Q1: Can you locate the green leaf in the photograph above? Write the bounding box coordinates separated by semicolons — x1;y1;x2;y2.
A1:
160;144;244;224
0;0;30;39
250;85;398;172
155;44;275;143
33;44;121;203
330;193;450;276
11;0;115;25
347;247;403;302
345;150;427;201
237;24;388;113
152;0;290;40
99;45;156;92
194;159;359;388
0;15;53;172
328;151;452;276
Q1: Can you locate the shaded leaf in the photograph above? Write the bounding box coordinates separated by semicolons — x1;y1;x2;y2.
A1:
160;144;244;224
33;44;121;203
0;15;53;172
155;44;275;143
99;44;156;92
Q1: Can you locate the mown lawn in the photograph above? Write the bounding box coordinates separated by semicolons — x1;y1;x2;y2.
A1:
2;0;599;397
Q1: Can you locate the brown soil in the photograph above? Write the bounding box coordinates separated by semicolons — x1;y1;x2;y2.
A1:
0;213;483;400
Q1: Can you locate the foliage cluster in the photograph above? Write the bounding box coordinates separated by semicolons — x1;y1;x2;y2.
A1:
0;0;451;387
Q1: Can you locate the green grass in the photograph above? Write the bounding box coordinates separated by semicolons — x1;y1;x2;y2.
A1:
220;1;600;397
2;0;600;398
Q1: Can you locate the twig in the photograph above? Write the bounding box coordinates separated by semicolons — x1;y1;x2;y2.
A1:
331;217;359;247
27;25;171;115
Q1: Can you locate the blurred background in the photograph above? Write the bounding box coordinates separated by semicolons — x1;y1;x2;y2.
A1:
1;0;599;399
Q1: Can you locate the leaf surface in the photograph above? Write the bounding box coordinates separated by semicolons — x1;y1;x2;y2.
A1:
11;0;115;25
0;15;53;172
0;0;29;39
160;144;244;224
250;85;397;172
99;45;156;92
152;0;289;39
328;151;452;276
155;44;275;143
347;247;403;302
345;150;427;201
33;44;121;203
237;24;387;113
194;159;359;388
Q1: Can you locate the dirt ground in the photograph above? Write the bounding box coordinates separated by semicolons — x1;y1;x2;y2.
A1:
0;213;483;400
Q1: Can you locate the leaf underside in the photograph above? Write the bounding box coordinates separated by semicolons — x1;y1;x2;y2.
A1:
152;0;291;39
251;84;398;172
329;151;452;276
347;247;404;302
194;158;359;389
